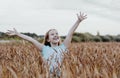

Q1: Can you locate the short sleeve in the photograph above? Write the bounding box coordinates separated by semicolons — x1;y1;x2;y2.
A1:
59;43;68;53
42;45;52;60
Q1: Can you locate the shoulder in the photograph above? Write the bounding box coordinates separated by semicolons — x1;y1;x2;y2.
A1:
59;43;67;49
42;45;51;51
41;45;52;56
55;43;67;53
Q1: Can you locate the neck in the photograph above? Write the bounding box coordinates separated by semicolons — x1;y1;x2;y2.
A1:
50;43;58;47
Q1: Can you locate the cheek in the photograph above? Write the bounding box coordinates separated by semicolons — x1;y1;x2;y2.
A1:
48;36;53;41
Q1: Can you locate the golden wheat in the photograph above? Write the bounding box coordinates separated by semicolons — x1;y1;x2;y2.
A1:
0;42;120;78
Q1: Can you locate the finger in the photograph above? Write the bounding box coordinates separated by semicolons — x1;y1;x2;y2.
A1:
77;14;81;20
6;32;11;35
7;30;13;33
13;28;18;33
6;32;9;34
80;13;84;18
76;13;78;17
80;12;82;15
81;13;84;16
83;14;87;17
84;16;87;19
80;14;84;20
83;15;87;19
79;12;84;16
81;13;87;19
77;14;79;18
13;28;16;32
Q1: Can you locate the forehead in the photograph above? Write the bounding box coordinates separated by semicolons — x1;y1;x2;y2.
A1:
49;29;58;34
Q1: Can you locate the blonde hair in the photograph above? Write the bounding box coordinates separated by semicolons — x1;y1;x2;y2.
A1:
43;29;61;47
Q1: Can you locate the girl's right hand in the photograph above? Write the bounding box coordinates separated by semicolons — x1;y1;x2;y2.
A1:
6;28;19;36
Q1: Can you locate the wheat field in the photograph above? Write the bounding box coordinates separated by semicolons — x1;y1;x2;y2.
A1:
0;41;120;78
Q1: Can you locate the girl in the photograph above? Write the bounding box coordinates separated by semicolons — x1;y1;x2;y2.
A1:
6;12;87;76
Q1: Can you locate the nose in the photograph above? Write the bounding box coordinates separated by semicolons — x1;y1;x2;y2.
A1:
54;35;57;37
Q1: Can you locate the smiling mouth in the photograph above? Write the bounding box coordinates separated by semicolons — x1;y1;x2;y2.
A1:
53;37;59;40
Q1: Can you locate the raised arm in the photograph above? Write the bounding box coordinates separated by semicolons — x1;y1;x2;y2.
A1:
6;28;44;51
63;12;87;48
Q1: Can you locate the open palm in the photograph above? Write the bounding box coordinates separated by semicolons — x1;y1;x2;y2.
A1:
6;28;18;36
77;12;87;22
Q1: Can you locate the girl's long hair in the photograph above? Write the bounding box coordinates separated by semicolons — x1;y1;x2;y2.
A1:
43;29;61;47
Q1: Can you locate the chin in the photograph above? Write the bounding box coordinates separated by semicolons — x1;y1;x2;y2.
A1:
54;41;59;44
53;41;59;44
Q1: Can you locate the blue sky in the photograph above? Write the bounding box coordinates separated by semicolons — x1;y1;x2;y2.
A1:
0;0;120;36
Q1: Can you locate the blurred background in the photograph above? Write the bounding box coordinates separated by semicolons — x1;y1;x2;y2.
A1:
0;0;120;36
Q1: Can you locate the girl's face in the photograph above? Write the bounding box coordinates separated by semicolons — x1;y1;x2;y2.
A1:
48;29;60;44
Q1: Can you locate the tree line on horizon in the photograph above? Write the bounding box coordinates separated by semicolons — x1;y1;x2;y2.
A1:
0;31;120;42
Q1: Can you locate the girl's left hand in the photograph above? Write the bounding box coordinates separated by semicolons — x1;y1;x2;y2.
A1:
77;12;87;22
